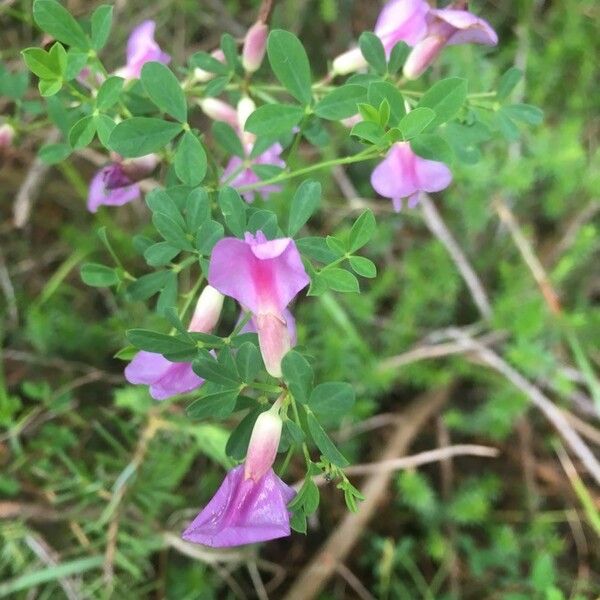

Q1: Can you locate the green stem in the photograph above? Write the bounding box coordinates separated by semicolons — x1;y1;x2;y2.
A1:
290;396;312;466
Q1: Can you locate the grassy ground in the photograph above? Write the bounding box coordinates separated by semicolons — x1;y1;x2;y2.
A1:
1;0;599;598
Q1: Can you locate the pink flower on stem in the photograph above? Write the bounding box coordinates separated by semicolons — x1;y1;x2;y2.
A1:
242;21;268;73
114;20;171;80
370;141;452;211
87;155;158;213
124;286;224;400
208;231;309;378
182;401;295;547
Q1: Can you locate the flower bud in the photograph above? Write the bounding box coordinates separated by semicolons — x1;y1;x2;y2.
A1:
193;49;226;82
332;47;368;76
188;285;224;333
199;98;238;128
121;153;159;182
403;36;446;80
242;21;268;73
0;123;15;149
255;313;291;378
237;96;256;132
244;401;283;481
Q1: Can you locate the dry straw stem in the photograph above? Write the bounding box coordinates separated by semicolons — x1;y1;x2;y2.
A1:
283;388;449;600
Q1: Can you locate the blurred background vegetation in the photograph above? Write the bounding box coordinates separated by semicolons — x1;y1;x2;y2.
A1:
1;0;599;598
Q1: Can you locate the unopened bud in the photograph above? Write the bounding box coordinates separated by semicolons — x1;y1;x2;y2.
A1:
0;123;15;149
193;49;226;83
237;96;256;132
403;36;446;80
332;47;368;76
244;400;283;481
242;21;268;73
188;285;224;333
255;312;291;378
199;98;238;128
121;153;159;181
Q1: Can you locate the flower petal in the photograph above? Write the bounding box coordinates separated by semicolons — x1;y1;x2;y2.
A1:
124;351;172;385
123;20;171;79
413;154;453;193
87;168;140;212
370;143;419;202
431;9;498;46
374;0;430;52
149;362;204;400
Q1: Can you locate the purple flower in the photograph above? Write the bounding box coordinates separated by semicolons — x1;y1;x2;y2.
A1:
370;141;452;211
208;232;309;377
403;7;498;79
182;465;295;547
124;286;224;400
115;20;170;80
87;155;157;213
183;401;294;547
222;142;285;203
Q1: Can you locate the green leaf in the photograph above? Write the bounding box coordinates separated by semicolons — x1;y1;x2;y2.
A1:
349;255;376;278
64;50;88;81
503;103;543;126
368;81;406;124
236;342;262;382
288;180;321;236
141;62;187;122
95;114;116;147
418;77;467;130
281;350;313;404
497;67;522;100
245;103;304;138
33;0;90;49
296;237;338;263
359;32;386;74
38;142;71;165
410;133;454;164
189;51;229;75
349;209;376;252
68;115;96;148
22;47;60;80
350;120;385;145
267;29;312;105
174;131;207;186
290;509;307;533
126;329;196;355
212;121;244;157
185;188;211;232
314;85;366;120
306;410;348;467
247;210;278;238
321;268;359;293
226;408;263;459
187;386;240;420
326;235;346;256
90;4;113;50
153;212;195;251
399;107;436;140
218;187;247;237
309;382;355;418
80;263;119;287
220;33;240;71
96;76;124;110
388;41;409;75
127;270;171;300
109;117;182;157
38;79;62;97
193;355;240;386
144;242;180;267
196;220;224;255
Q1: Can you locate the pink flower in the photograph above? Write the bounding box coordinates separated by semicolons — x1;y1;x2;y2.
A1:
199;98;238;128
208;232;309;377
182;402;294;547
242;21;268;73
87;155;157;213
0;123;15;149
114;20;170;80
370;141;452;211
124;286;224;400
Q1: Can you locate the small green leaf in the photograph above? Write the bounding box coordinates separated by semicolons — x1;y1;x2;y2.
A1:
126;329;195;355
33;0;90;49
309;382;355;418
349;255;376;278
153;212;195;251
141;61;187;122
218;187;247;237
306;410;348;467
189;51;229;75
321;268;359;293
314;85;366;120
174;131;207;186
245;103;304;138
267;30;312;105
296;237;338;263
288;180;321;236
64;50;87;80
38;142;71;165
388;41;409;75
127;270;172;300
22;47;60;80
68;115;96;148
247;210;278;238
497;67;522;100
185;188;211;232
80;263;119;287
96;76;124;110
144;242;180;267
399;107;436;140
187;386;240;419
503;103;543;126
90;4;113;50
418;77;467;130
226;409;262;459
410;133;454;164
350;121;385;145
368;81;406;124
359;32;386;74
349;209;376;252
95;114;116;147
236;342;262;382
38;79;62;97
212;121;244;157
193;355;240;386
109;117;183;157
281;351;313;404
196;220;224;255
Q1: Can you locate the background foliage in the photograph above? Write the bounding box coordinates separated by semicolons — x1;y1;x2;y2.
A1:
1;0;599;598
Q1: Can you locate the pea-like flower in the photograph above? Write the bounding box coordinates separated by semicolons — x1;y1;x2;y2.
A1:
208;231;309;377
370;142;452;211
115;20;170;81
182;402;295;547
124;286;224;400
